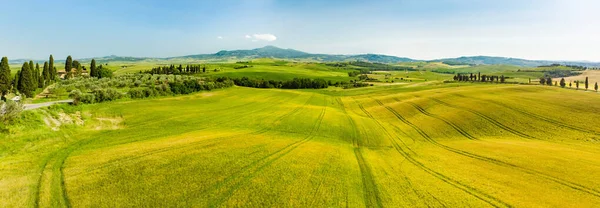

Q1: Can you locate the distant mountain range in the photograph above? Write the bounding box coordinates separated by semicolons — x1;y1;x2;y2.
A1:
9;46;600;67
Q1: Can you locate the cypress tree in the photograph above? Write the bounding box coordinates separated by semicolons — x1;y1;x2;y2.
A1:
560;78;566;88
585;77;589;90
38;74;45;88
576;81;579;90
569;81;572;88
90;59;97;78
42;62;49;85
0;57;11;99
29;60;36;86
35;63;40;88
18;62;34;97
596;82;599;92
13;71;19;94
72;60;81;76
65;55;72;78
49;55;55;81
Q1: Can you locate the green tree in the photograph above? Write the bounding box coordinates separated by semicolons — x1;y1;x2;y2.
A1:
539;77;545;85
560;78;566;88
0;57;11;100
17;62;34;97
546;77;552;86
98;65;113;78
72;60;82;76
35;63;40;88
13;71;19;94
576;80;579;90
596;82;599;92
65;55;73;78
585;77;589;90
569;81;572;88
42;62;49;86
90;59;97;78
38;69;45;88
49;55;55;81
29;60;36;86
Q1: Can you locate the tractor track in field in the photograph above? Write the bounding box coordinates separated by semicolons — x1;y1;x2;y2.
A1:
429;98;535;140
338;97;383;208
74;94;316;176
354;98;435;206
352;98;416;155
38;93;308;207
206;100;328;207
407;102;478;140
406;101;600;197
32;152;57;208
52;136;99;208
466;95;600;136
383;97;600;198
372;98;511;207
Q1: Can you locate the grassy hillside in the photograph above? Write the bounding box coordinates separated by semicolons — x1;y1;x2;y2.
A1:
2;82;600;207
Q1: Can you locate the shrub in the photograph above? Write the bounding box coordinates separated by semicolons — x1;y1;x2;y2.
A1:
0;100;23;126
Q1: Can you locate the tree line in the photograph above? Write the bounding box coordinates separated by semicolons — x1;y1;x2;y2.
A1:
452;72;506;83
554;77;598;91
0;55;114;100
66;74;234;105
0;56;59;100
143;64;207;75
226;77;369;89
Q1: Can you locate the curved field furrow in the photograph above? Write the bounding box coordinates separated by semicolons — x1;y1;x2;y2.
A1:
428;98;535;140
372;98;511;207
338;97;383;208
33;152;57;208
470;95;600;136
403;102;600;197
353;98;417;156
51;137;100;208
407;101;478;140
207;103;328;207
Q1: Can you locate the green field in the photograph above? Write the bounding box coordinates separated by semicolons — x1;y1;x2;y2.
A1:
2;78;600;207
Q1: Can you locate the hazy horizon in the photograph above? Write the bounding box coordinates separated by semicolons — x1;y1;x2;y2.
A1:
1;0;598;61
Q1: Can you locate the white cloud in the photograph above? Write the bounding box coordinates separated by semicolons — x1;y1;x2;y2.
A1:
245;34;277;42
217;36;223;39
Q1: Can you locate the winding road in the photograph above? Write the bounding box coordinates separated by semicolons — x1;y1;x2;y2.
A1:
23;99;73;111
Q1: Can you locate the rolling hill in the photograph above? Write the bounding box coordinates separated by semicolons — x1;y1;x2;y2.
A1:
8;46;600;67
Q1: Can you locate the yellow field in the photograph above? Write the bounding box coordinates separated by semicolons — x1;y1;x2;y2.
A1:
2;83;600;207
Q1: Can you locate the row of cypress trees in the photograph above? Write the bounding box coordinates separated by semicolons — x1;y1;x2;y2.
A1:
0;56;59;99
556;77;599;91
0;55;110;100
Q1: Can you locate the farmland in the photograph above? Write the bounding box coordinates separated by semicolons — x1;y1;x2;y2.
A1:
2;79;600;207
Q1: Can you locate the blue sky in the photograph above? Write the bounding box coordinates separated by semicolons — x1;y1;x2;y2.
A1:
0;0;598;61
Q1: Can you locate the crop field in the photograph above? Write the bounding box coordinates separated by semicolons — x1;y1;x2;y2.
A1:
2;81;600;207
